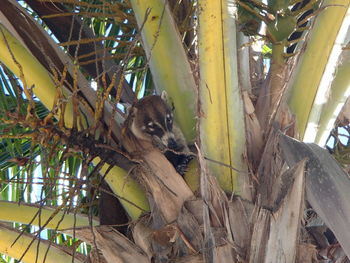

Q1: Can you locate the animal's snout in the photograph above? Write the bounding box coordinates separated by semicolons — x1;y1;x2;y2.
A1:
167;138;178;150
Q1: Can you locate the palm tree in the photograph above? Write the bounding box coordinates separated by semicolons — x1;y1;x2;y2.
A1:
0;0;350;262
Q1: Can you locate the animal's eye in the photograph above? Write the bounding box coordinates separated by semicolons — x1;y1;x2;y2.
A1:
146;121;155;132
166;114;172;123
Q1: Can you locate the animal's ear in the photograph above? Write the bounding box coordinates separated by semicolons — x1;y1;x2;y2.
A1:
161;91;175;111
129;106;138;118
161;90;169;102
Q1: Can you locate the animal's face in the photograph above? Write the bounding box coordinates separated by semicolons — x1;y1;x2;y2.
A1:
130;96;178;149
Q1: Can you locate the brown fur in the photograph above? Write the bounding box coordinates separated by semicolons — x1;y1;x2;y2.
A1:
121;95;189;155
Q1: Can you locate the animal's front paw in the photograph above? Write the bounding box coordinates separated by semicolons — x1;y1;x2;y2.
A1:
175;155;194;176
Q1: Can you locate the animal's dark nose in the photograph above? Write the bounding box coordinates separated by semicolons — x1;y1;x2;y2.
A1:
167;138;177;150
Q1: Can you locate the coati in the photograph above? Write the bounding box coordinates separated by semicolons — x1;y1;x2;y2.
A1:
122;94;193;175
98;94;192;232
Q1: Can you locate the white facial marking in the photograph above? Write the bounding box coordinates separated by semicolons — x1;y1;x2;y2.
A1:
154;121;163;130
147;121;156;132
165;114;172;131
141;126;146;130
